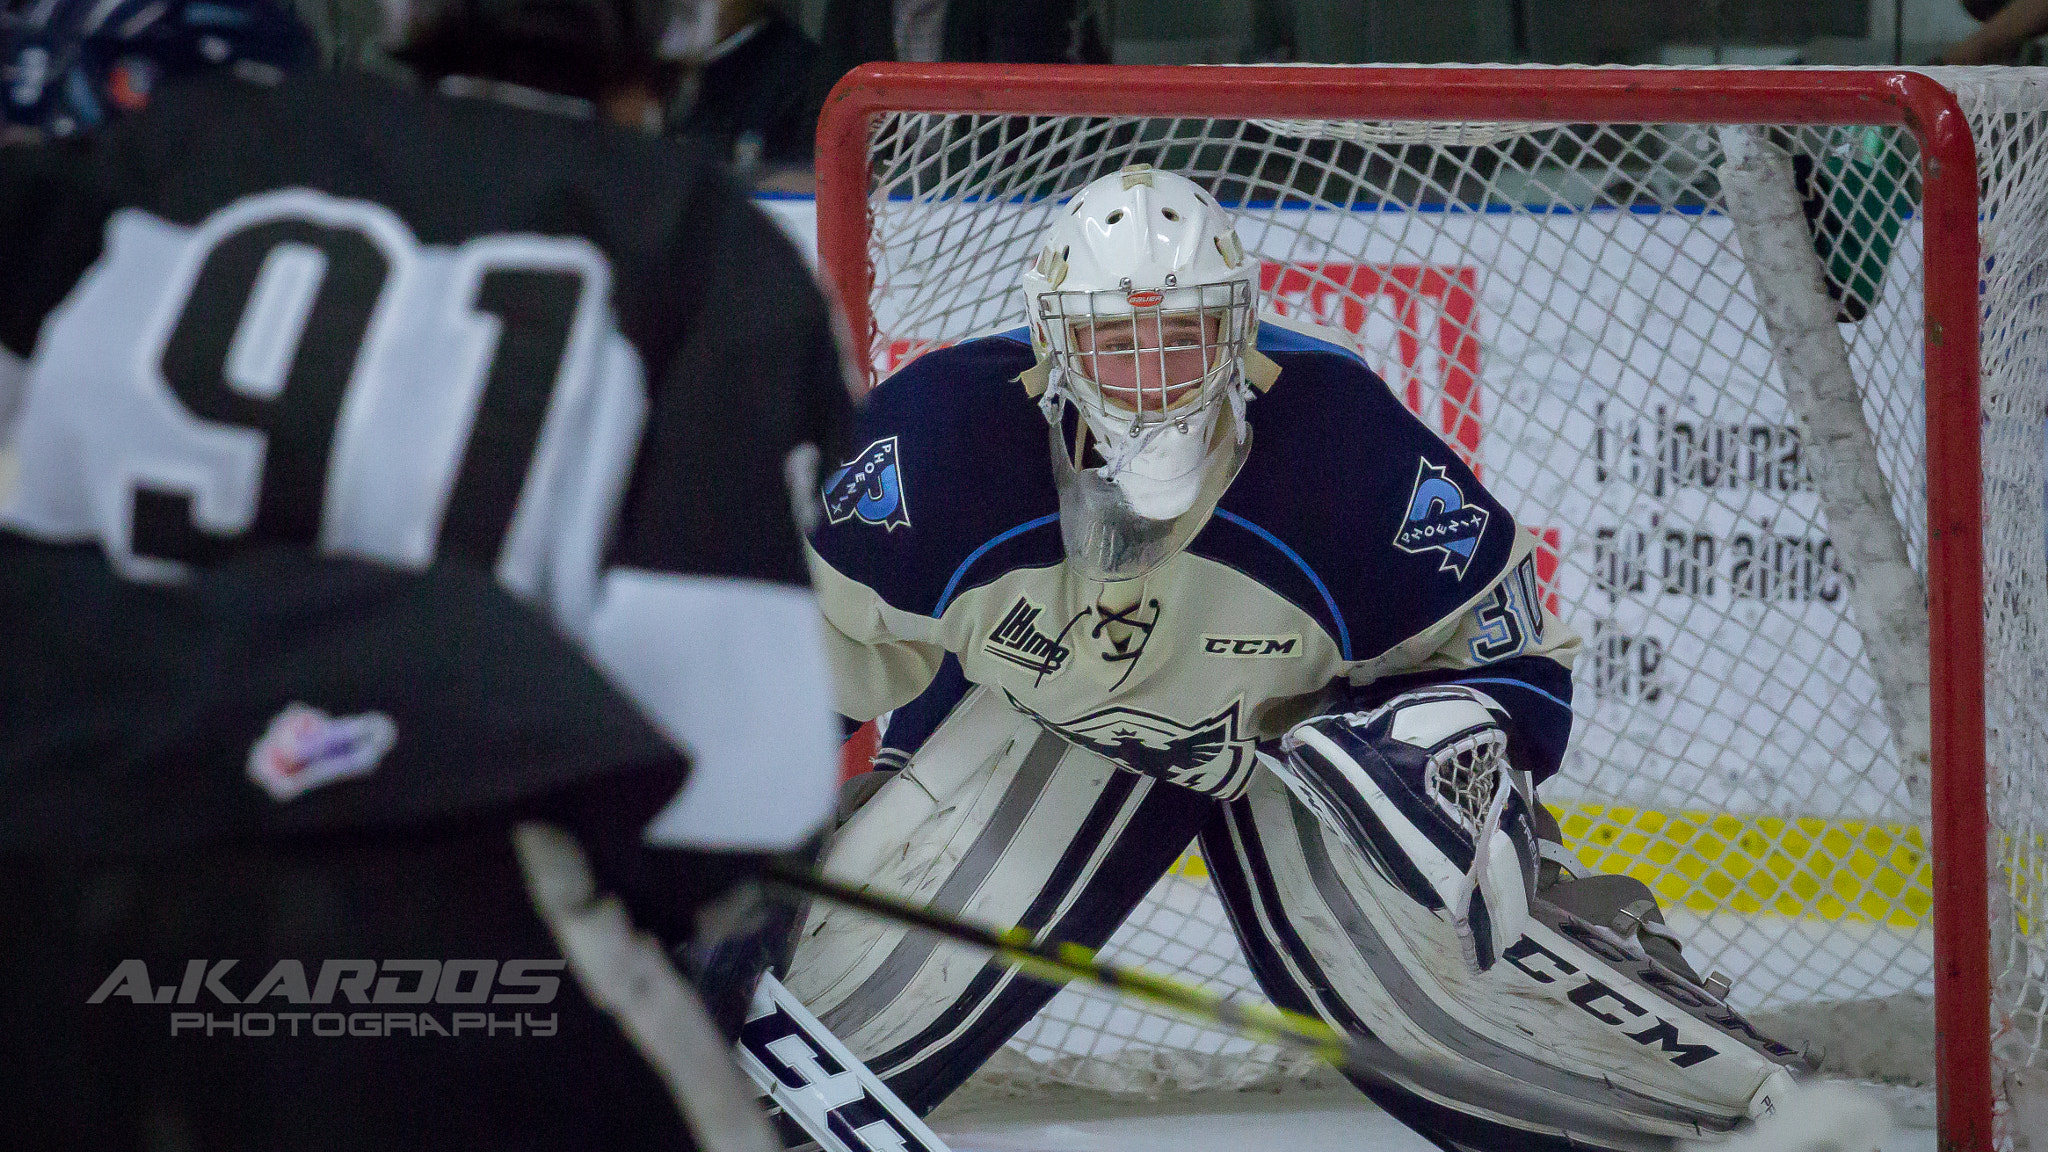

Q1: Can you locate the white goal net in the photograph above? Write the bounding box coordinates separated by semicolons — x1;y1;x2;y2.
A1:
817;64;2048;1147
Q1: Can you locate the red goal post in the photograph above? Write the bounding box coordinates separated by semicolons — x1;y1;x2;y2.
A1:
813;63;1991;1150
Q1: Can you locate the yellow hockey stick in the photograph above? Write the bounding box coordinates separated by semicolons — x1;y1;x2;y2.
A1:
762;858;1350;1069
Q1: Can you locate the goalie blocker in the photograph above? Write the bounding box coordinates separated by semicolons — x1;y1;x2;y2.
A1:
1262;686;1811;1146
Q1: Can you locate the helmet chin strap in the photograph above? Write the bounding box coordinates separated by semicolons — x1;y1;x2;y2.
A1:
1087;401;1220;517
1037;357;1254;525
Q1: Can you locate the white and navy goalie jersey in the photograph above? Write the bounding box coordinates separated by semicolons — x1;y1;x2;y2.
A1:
808;313;1579;799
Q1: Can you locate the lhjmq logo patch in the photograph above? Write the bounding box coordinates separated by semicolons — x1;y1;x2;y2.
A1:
984;595;1071;679
1392;458;1489;579
823;437;910;531
247;702;396;803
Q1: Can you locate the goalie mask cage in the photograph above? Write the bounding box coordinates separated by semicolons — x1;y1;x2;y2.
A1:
815;64;2047;1150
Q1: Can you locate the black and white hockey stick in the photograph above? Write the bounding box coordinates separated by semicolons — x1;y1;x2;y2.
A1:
736;971;954;1152
758;861;1891;1152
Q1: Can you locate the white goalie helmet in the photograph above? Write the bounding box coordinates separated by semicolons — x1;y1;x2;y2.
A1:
1022;165;1259;580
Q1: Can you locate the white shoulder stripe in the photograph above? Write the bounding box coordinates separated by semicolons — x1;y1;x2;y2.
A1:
584;567;839;851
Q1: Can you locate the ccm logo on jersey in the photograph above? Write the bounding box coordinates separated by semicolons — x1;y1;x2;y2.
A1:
1202;633;1300;657
823;437;911;531
1502;935;1721;1068
1392;458;1489;578
740;1005;940;1152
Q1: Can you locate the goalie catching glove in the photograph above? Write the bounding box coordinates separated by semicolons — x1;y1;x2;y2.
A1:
1276;685;1537;973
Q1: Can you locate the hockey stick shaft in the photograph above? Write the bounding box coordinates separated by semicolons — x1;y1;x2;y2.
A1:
761;859;1353;1069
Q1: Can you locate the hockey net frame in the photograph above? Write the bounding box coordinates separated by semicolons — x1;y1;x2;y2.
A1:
814;63;2008;1149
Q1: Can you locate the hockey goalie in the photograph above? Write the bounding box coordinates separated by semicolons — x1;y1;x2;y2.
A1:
788;164;1815;1149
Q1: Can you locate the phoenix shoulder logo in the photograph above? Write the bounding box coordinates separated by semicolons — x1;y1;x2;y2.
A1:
822;437;911;531
1392;457;1489;579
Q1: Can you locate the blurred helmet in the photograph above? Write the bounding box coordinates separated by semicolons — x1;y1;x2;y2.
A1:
0;0;314;138
1020;164;1258;580
382;0;682;104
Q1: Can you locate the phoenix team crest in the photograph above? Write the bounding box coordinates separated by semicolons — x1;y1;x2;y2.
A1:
1005;692;1256;798
823;437;911;531
1392;458;1488;579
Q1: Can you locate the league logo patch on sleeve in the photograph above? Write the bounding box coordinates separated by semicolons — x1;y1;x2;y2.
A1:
1392;458;1489;579
247;702;397;803
822;437;911;531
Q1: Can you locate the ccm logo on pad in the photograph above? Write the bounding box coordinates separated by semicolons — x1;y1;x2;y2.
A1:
1503;935;1723;1069
1202;634;1300;658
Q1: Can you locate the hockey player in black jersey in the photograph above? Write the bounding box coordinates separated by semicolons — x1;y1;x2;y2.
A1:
0;0;853;1147
788;166;1824;1150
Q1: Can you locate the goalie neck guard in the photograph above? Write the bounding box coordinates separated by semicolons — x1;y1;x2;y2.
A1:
1021;165;1259;582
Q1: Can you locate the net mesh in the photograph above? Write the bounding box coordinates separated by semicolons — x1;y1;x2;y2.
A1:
1425;721;1510;836
842;66;2048;1109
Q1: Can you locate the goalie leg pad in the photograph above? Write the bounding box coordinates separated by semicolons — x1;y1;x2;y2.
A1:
1274;686;1538;972
1207;770;1808;1151
782;687;1214;1113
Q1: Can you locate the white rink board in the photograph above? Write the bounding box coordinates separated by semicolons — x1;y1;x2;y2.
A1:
760;195;1920;825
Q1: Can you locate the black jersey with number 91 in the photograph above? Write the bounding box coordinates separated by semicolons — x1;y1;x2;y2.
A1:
0;68;853;853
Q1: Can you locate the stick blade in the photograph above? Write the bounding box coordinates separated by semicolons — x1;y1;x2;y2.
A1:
1687;1082;1893;1152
